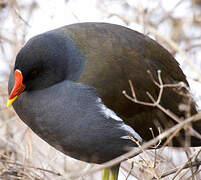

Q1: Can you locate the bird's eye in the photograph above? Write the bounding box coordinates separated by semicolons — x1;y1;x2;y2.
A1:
29;70;39;80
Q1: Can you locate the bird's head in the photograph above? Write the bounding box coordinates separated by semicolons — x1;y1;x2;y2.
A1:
7;30;84;107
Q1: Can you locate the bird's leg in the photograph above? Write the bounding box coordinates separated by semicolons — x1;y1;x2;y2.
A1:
102;168;110;180
102;164;120;180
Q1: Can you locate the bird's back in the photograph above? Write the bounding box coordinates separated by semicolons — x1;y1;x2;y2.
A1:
58;23;200;145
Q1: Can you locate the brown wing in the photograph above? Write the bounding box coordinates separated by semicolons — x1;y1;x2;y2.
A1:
61;23;198;145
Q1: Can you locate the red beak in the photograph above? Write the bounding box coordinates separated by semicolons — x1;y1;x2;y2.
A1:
7;69;25;107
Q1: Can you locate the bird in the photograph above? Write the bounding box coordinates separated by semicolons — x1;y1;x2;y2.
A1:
7;22;201;180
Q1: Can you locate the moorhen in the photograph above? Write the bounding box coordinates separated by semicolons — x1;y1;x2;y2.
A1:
7;23;201;180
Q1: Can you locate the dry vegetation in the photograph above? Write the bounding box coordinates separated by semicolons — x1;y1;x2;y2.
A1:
0;0;201;179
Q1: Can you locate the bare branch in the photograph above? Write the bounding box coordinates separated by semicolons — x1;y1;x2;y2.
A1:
123;70;201;140
172;148;201;179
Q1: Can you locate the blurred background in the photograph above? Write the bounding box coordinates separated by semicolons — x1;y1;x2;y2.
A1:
0;0;201;179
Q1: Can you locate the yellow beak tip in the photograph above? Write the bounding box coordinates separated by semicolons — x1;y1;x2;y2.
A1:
7;101;12;108
7;96;18;108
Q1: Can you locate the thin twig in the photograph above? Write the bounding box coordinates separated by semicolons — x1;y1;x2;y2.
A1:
172;148;201;179
124;70;201;140
0;160;61;176
125;161;134;180
152;160;201;179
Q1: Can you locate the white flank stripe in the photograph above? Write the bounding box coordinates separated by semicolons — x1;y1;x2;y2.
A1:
96;98;142;142
121;136;131;140
119;124;142;142
96;98;122;121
